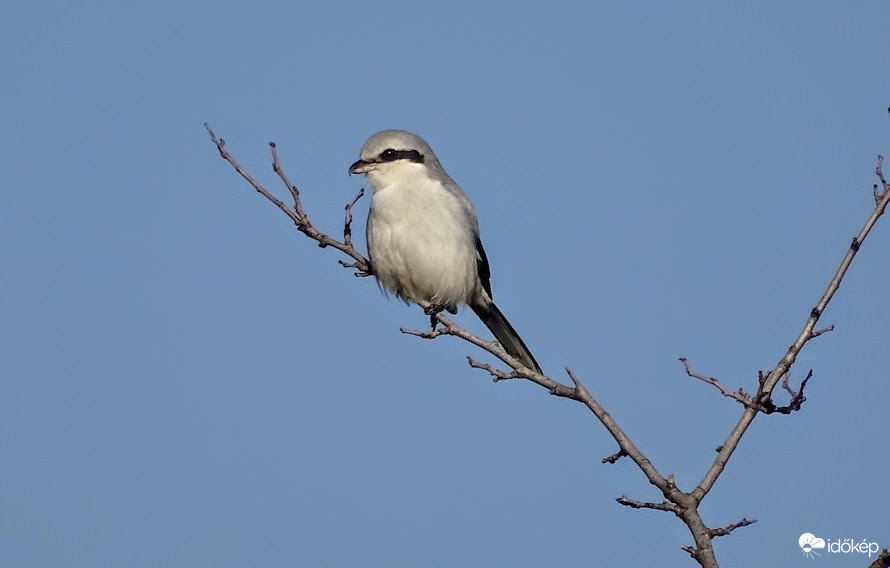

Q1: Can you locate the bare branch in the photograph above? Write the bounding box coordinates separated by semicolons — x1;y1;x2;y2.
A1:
809;324;835;339
467;357;521;381
681;546;698;559
269;141;304;218
400;325;450;340
616;496;680;513
709;517;757;538
761;369;812;415
876;154;890;204
691;154;890;504
400;310;684;522
205;124;303;227
401;314;502;353
565;368;582;389
779;370;798;398
679;357;750;405
205;124;371;276
343;188;365;248
602;448;628;464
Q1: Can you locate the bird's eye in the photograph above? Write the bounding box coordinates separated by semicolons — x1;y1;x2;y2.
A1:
381;149;397;161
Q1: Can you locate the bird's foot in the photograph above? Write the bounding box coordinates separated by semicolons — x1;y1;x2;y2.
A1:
423;304;446;330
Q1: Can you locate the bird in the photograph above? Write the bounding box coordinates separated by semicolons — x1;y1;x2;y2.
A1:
348;130;541;373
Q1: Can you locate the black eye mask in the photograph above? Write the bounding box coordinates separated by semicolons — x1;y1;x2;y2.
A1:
378;148;425;164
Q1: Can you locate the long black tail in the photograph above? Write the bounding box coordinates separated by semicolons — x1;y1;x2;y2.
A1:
471;301;542;373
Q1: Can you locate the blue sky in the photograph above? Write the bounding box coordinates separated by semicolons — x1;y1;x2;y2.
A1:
1;2;888;567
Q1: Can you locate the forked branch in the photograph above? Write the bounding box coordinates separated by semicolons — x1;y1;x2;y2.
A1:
689;156;890;511
206;125;888;568
204;123;370;276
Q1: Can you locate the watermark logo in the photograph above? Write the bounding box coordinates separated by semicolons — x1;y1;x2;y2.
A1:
799;533;880;560
799;533;825;559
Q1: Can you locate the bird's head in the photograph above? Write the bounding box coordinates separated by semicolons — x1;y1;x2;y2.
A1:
349;130;440;190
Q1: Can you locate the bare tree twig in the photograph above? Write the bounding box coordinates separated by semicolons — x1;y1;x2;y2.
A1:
269;141;304;218
397;309;704;551
616;496;680;513
690;155;890;506
400;325;451;340
205;124;303;226
343;188;364;248
809;324;835;339
602;448;628;464
761;369;812;415
467;357;521;381
401;315;505;358
780;371;797;398
681;546;698;559
205;123;371;276
709;518;757;538
678;357;750;405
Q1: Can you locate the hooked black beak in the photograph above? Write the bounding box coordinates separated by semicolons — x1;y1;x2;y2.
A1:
349;159;374;175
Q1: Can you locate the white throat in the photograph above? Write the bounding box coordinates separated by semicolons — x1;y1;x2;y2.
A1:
365;161;433;194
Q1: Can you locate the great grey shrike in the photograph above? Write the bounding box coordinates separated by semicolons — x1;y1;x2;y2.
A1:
349;130;541;373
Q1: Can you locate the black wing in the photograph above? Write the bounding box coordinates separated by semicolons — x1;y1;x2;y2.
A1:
475;235;493;299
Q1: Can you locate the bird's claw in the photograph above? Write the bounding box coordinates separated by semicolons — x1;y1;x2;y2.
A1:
424;304;445;330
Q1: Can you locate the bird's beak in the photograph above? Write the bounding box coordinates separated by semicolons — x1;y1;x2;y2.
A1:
349;159;374;175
